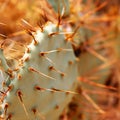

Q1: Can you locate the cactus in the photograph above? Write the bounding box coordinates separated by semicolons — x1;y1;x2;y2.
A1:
0;22;78;120
47;0;70;17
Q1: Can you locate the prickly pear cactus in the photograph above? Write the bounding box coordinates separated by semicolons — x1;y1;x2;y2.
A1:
47;0;70;16
0;22;78;120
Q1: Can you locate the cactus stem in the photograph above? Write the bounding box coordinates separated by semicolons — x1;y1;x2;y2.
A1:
29;67;56;80
0;22;77;119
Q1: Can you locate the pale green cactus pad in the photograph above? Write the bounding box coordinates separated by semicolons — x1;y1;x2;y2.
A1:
0;22;78;120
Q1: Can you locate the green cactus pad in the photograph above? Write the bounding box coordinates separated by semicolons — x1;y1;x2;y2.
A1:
0;22;78;120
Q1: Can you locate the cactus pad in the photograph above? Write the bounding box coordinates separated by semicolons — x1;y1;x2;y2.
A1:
0;22;78;120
